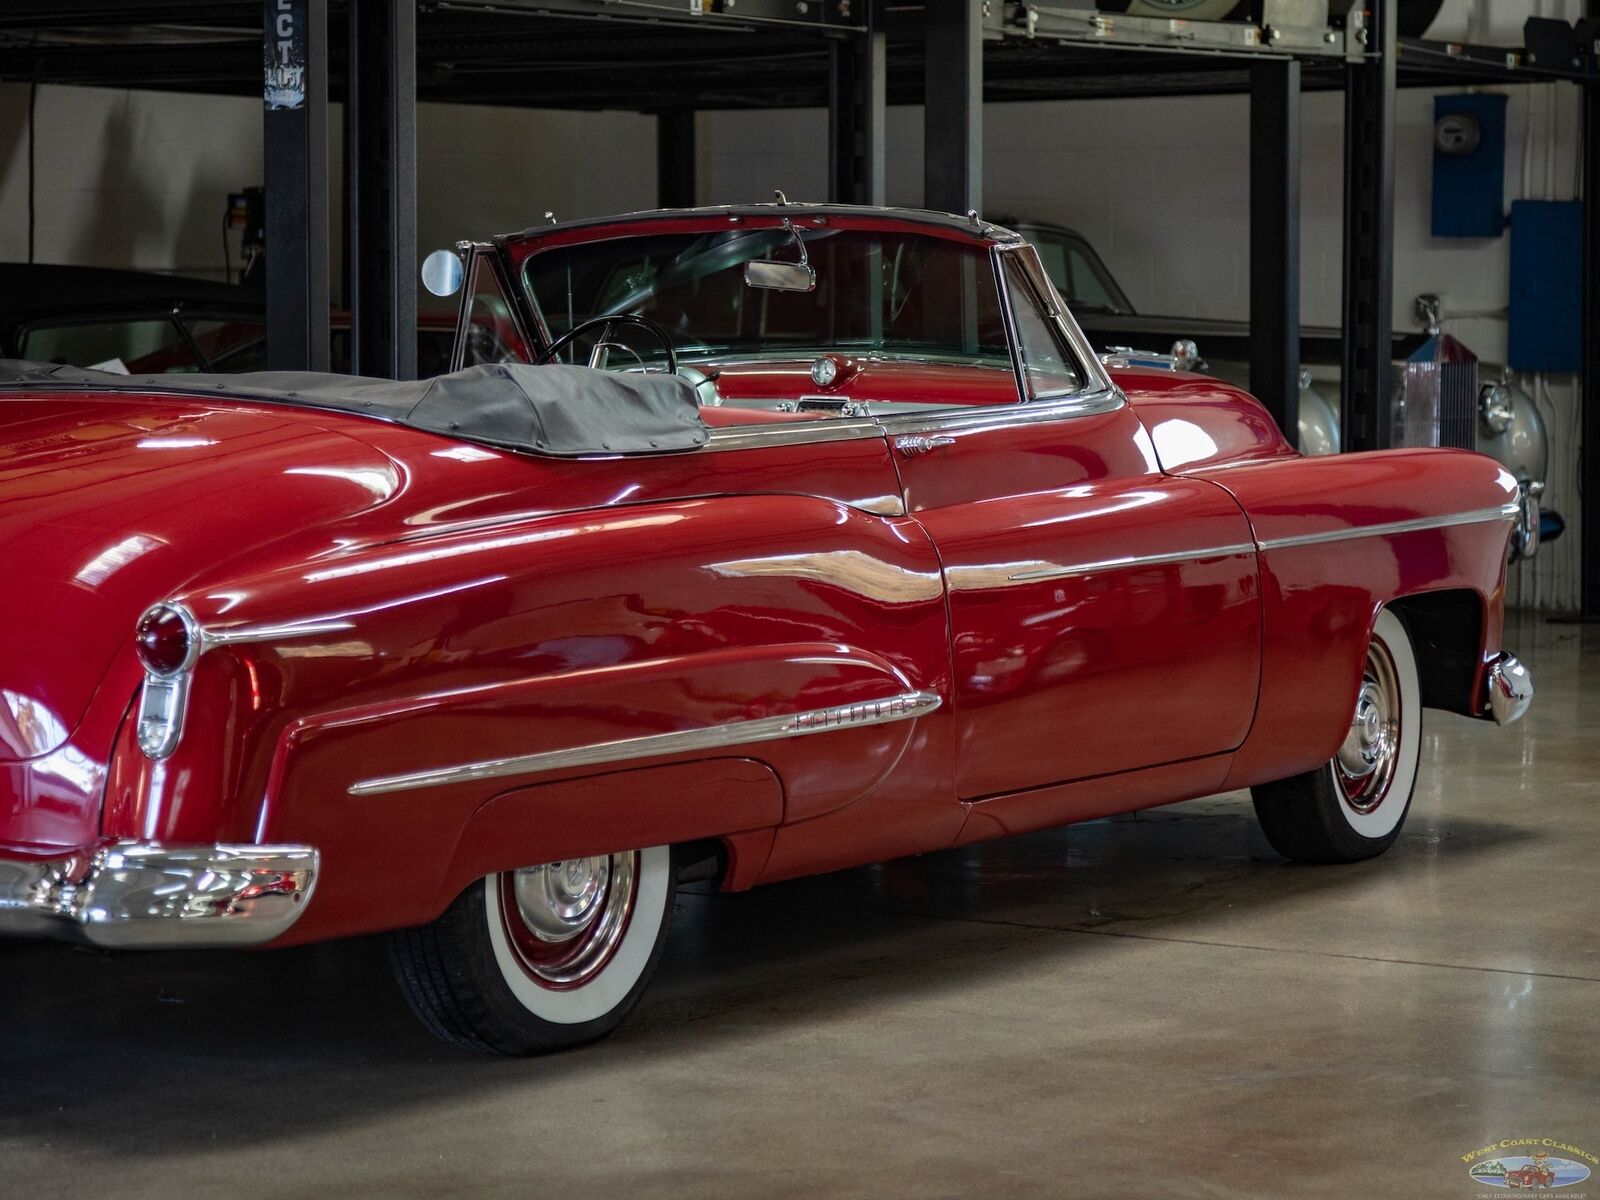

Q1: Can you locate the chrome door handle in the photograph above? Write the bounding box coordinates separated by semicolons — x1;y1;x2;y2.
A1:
894;434;955;457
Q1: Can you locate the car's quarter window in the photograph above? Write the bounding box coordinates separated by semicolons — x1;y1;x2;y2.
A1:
1001;255;1085;401
460;254;534;368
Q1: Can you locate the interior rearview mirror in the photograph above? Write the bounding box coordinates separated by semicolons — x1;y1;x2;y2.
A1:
421;249;465;298
743;260;816;293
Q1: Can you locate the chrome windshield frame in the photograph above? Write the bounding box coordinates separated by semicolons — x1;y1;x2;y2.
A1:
476;219;1125;452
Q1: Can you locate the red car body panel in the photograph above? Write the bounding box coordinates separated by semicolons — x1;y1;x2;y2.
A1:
0;208;1523;953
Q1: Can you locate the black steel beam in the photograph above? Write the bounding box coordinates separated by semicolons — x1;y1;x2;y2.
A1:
828;18;885;205
419;0;863;31
1583;57;1600;618
657;110;696;208
923;2;982;215
1339;0;1396;452
348;0;417;380
263;0;331;372
1249;57;1301;441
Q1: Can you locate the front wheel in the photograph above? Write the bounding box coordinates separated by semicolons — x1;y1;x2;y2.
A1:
387;845;675;1055
1251;609;1423;863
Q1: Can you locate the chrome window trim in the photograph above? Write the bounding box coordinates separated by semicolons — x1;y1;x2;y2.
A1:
1256;503;1520;551
451;242;540;372
996;241;1116;399
348;688;942;797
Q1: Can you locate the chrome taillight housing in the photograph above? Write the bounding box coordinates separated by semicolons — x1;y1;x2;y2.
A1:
135;603;201;677
133;602;203;759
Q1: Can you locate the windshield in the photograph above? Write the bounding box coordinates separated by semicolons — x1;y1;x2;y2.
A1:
522;228;1010;367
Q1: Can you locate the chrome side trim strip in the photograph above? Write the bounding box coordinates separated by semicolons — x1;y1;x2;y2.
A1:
203;618;358;647
1005;542;1258;584
877;386;1125;437
1256;504;1520;551
704;418;883;453
348;688;942;796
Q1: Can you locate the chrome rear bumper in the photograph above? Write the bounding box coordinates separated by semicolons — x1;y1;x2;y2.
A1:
1486;653;1534;726
0;841;318;949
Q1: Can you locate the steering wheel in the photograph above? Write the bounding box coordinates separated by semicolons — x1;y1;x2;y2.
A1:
538;313;678;375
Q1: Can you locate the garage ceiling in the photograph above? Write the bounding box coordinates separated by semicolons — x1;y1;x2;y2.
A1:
0;1;1588;110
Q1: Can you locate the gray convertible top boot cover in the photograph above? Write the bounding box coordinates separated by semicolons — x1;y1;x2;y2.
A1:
0;360;709;457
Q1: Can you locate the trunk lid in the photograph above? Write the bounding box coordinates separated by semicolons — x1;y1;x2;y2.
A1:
0;392;401;763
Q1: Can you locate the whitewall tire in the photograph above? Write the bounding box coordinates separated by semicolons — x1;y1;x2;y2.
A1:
388;845;675;1054
1252;609;1423;863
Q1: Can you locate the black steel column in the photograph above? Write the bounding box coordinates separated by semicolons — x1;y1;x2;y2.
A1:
657;111;696;209
348;0;417;379
1582;66;1600;618
923;0;982;215
1250;57;1302;440
1339;0;1397;451
828;17;885;205
263;0;330;372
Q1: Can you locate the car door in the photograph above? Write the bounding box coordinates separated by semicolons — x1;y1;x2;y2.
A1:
886;247;1262;800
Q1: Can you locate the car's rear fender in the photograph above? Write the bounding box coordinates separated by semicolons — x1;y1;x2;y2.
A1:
100;492;955;941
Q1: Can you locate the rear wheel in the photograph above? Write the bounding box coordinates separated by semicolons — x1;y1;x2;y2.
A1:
1252;609;1422;863
388;845;674;1055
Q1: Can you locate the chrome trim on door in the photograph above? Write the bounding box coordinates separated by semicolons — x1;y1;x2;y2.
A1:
877;386;1126;437
348;688;943;796
1003;542;1259;584
703;418;884;453
1256;504;1520;551
893;434;955;457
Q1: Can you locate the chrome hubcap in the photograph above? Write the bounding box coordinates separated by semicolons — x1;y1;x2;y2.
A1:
1334;638;1402;814
500;852;638;988
515;856;612;941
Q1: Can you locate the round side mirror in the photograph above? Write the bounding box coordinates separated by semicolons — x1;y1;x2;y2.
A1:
421;249;464;298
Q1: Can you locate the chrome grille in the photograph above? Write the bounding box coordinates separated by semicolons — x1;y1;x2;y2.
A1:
1397;333;1478;451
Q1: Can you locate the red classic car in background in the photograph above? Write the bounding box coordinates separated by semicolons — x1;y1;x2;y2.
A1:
1505;1162;1557;1188
0;203;1533;1055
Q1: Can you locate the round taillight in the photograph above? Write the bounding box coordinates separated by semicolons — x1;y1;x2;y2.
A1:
135;604;198;676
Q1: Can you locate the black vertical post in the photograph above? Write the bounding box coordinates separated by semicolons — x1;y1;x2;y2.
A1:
349;0;416;380
924;1;982;215
1339;0;1397;451
341;0;356;317
263;0;330;372
1582;67;1600;618
1250;57;1302;441
657;111;696;208
828;15;885;205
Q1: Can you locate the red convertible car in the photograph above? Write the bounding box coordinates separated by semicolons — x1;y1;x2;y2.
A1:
0;203;1533;1054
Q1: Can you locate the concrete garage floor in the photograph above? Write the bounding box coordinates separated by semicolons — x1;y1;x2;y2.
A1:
2;613;1596;1199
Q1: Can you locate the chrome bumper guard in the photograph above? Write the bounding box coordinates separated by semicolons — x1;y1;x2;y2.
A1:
1486;653;1534;726
0;842;318;949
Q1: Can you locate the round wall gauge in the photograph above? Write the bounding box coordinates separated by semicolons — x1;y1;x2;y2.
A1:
1434;112;1482;156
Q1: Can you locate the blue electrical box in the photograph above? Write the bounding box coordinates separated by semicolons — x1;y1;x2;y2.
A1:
1508;200;1582;373
1431;94;1508;238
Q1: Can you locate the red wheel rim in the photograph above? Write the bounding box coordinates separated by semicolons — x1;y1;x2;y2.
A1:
495;852;639;991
